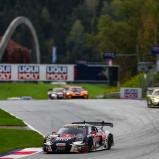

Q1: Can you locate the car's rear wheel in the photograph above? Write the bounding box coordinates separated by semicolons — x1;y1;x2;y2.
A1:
107;134;113;150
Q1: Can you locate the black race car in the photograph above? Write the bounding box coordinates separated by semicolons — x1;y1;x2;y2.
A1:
43;121;114;153
48;88;65;99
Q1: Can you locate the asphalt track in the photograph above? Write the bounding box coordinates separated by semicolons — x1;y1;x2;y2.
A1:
1;99;159;159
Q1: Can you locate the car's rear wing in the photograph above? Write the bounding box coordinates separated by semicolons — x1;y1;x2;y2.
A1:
72;121;113;127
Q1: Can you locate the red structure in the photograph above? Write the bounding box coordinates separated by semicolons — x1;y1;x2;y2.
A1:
0;37;31;63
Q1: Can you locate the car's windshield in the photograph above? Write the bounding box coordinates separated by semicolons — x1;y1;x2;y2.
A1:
57;126;87;136
153;90;159;96
70;87;83;92
53;88;64;92
147;89;153;95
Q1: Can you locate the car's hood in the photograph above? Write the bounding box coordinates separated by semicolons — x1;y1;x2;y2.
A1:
52;136;76;143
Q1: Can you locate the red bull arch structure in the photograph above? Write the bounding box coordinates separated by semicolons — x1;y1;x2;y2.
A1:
0;16;40;63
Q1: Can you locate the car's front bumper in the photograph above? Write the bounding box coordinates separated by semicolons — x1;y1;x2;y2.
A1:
150;99;159;107
43;142;88;153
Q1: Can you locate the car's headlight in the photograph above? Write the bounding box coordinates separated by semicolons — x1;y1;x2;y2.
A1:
51;94;57;97
45;141;52;145
72;141;84;146
152;97;159;102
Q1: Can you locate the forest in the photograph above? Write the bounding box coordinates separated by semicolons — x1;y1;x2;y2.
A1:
0;0;159;80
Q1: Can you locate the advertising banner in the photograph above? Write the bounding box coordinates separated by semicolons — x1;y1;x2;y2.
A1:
0;64;74;81
0;64;11;80
46;65;68;81
18;65;40;80
120;87;142;99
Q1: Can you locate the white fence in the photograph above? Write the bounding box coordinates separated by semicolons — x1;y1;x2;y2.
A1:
0;64;74;81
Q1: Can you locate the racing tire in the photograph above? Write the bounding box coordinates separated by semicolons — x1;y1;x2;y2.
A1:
43;147;49;154
107;134;113;150
83;95;88;99
83;137;93;153
66;95;72;99
48;94;52;100
147;100;153;108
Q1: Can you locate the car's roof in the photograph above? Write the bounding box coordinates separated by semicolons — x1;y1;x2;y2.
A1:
53;87;64;90
147;87;159;90
153;88;159;92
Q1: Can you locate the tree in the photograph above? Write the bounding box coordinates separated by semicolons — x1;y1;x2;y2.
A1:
66;19;87;63
138;0;159;61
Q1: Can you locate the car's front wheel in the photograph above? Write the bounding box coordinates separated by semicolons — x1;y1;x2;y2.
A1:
83;95;88;99
147;99;152;108
82;137;93;153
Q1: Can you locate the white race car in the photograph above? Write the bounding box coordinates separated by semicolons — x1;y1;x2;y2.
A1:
147;88;159;108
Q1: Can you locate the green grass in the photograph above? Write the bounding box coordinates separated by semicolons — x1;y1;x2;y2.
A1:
0;109;43;154
0;109;25;126
0;83;52;99
0;129;43;154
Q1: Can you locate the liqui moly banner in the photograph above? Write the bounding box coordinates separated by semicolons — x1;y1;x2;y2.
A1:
0;64;74;81
0;64;11;80
46;65;68;81
18;65;40;80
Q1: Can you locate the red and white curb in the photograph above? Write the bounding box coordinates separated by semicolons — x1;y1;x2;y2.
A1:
0;148;42;159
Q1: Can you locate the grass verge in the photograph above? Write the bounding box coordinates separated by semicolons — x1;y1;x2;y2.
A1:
0;129;43;154
0;109;43;154
0;109;25;126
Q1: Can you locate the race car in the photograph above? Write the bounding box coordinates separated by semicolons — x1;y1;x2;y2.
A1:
64;86;88;99
43;121;114;153
48;88;65;99
147;88;159;108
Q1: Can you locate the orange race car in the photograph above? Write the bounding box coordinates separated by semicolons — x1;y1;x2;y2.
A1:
64;86;88;99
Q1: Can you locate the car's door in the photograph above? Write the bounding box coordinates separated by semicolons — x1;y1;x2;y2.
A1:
91;126;102;147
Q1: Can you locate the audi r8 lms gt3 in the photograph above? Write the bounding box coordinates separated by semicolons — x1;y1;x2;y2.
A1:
64;86;88;99
43;121;114;153
147;88;159;108
48;88;65;99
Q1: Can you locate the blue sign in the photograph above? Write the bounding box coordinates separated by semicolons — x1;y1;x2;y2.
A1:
151;46;159;54
124;89;138;99
103;52;116;59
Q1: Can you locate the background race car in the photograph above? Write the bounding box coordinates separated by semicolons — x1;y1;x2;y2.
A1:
147;88;159;108
64;86;88;99
48;88;65;99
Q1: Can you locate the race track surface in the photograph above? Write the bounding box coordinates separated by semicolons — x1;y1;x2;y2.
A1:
0;99;159;159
